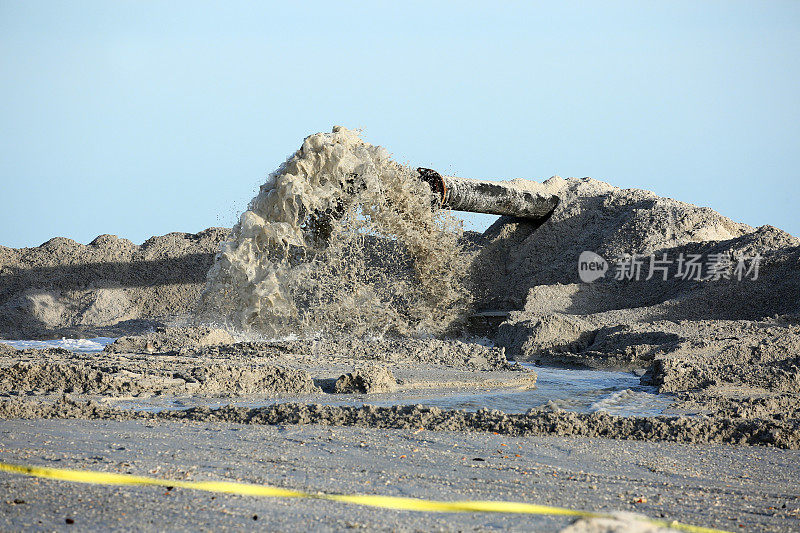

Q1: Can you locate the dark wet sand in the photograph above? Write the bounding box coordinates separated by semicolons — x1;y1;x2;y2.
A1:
1;419;798;532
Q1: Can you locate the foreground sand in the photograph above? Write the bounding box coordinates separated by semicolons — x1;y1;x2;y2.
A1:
1;419;798;532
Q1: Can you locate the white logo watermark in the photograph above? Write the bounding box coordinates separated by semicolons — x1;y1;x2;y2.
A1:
578;252;761;283
578;251;609;283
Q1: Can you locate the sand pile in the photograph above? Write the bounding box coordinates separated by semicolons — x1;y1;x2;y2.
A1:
471;176;799;417
472;176;797;312
334;365;397;394
477;177;798;354
0;229;226;339
105;326;236;355
198;126;470;337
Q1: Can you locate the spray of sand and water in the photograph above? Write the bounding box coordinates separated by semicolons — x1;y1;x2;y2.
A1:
198;127;471;337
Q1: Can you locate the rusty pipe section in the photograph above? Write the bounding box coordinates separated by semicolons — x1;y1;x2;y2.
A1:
417;168;560;220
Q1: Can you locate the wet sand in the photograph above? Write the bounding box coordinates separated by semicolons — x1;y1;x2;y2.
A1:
2;336;796;449
2;419;799;532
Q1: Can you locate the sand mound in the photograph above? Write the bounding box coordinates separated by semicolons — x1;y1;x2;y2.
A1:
474;176;799;417
105;326;236;355
480;177;798;357
334;365;397;394
0;229;227;339
471;176;795;310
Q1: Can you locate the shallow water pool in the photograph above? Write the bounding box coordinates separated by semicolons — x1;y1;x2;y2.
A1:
289;365;670;417
1;337;116;353
411;365;670;416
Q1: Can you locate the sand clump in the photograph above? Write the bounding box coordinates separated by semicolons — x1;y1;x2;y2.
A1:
334;365;397;394
198;126;470;338
559;512;681;533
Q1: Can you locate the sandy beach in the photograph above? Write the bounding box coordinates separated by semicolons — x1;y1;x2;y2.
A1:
1;129;799;531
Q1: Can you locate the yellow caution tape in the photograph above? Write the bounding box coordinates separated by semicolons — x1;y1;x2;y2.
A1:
0;461;729;533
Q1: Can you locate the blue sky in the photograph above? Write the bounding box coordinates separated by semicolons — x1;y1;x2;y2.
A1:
1;1;798;248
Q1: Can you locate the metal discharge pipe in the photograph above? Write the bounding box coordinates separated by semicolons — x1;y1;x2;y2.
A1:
417;168;560;220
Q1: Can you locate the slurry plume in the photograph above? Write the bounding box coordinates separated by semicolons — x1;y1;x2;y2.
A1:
199;127;470;337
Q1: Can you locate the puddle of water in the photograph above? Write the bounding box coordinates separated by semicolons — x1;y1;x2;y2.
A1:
287;365;670;417
112;366;671;417
1;337;116;353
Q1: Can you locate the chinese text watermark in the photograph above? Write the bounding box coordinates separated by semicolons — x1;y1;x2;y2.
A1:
578;251;761;283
